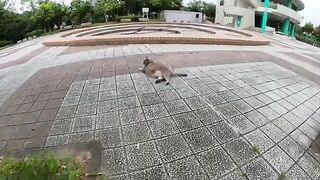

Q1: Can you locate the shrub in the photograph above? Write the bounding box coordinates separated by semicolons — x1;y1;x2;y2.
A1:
0;153;84;180
26;29;45;38
0;40;14;47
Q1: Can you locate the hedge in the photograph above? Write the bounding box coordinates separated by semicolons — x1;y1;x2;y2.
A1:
0;40;14;47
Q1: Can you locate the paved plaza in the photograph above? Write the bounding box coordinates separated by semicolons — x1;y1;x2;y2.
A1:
0;25;320;179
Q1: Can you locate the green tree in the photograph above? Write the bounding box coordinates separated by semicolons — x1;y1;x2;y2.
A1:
313;25;320;41
202;2;215;18
70;0;94;25
96;0;123;22
301;22;314;34
186;0;215;18
150;0;182;12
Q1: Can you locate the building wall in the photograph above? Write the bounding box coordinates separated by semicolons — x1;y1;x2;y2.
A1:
215;0;303;30
162;10;203;23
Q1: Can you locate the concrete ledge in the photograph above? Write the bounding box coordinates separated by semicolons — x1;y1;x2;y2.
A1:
44;36;270;46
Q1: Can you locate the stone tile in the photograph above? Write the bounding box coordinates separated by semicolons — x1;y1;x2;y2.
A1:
5;139;26;150
220;170;247;180
184;96;209;110
194;107;224;125
283;112;303;127
117;88;137;98
119;107;144;125
278;99;295;111
156;134;191;162
242;158;277;180
76;102;97;116
268;102;288;115
207;121;239;143
290;129;313;150
148;116;179;139
164;99;191;115
29;101;48;112
243;86;260;96
96;111;119;129
279;136;305;161
0;126;17;140
263;146;294;173
45;98;63;109
172;112;202;132
49;119;72;135
15;103;32;113
197;147;236;179
143;103;169;120
45;135;69;146
298;153;320;179
260;123;286;143
230;100;254;114
138;93;162;106
56;106;77;120
0;141;7;150
166;156;208;179
214;103;240;119
69;131;94;143
95;127;122;148
257;106;280;120
243;96;264;109
244;129;274;154
83;84;99;94
118;96;140;110
176;87;197;98
126;141;161;171
273;117;295;134
98;99;118;113
158;89;180;102
218;90;240;102
24;137;47;148
51;90;68;99
255;94;273;104
183;127;218;153
10;123;33;139
299;123;318;140
228;115;256;135
223;138;256;166
38;108;58;121
185;78;204;87
61;95;80;106
72;115;96;133
122;121;152;145
202;93;226;106
286;164;312;180
28;121;52;137
129;166;167;179
192;84;214;95
101;147;127;176
208;83;228;92
98;90;117;101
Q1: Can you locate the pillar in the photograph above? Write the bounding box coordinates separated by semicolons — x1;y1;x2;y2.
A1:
290;24;295;36
236;16;242;28
261;0;270;32
283;18;289;35
287;0;292;9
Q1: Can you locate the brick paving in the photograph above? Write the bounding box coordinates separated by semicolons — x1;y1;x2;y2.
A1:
0;30;320;179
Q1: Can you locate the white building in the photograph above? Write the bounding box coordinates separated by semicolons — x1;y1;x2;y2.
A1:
215;0;304;36
161;10;203;23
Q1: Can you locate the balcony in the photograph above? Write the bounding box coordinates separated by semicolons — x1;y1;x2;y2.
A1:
273;3;302;23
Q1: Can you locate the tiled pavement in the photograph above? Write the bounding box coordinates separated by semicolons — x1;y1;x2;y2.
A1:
1;59;320;179
1;32;320;179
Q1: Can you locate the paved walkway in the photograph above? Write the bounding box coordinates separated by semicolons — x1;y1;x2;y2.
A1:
0;31;320;179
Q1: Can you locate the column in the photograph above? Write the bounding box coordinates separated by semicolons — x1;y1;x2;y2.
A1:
261;0;270;32
283;18;289;35
290;24;295;36
287;0;292;9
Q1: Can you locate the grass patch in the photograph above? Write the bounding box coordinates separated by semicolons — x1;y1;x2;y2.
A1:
252;144;261;155
0;153;85;180
278;172;288;180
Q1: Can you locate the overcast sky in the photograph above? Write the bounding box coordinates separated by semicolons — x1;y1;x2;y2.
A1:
13;0;320;26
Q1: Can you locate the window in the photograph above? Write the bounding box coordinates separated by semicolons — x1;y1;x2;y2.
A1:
220;0;224;6
196;14;199;18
